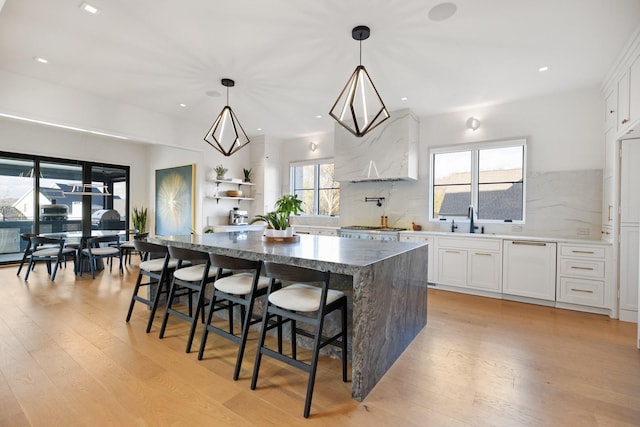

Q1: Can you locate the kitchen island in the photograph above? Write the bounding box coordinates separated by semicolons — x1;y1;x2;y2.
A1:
150;231;428;401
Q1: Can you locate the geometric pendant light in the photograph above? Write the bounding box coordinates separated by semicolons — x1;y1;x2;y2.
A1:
329;26;390;137
204;78;250;156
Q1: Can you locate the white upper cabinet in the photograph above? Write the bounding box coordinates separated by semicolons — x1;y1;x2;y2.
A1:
617;70;631;132
629;54;640;126
334;109;419;182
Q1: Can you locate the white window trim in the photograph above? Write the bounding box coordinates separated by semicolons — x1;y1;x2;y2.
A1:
429;138;527;224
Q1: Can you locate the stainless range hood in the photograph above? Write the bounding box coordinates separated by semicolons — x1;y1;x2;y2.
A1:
334;109;419;182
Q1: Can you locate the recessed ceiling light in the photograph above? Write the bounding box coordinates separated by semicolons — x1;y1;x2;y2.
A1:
79;2;99;14
34;56;48;64
428;3;457;22
257;127;263;131
401;97;408;101
315;115;323;119
539;65;550;72
179;103;187;107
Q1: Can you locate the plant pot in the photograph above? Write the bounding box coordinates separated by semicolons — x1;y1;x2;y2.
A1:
216;175;225;181
264;228;293;238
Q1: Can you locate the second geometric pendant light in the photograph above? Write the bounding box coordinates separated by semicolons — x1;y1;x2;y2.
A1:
329;25;390;137
203;78;250;157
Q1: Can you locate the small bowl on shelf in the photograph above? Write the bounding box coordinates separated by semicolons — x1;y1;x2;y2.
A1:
226;190;243;197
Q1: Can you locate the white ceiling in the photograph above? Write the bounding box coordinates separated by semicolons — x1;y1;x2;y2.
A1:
0;0;639;144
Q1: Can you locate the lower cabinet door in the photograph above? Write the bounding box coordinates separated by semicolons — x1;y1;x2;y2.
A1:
503;240;557;300
468;251;501;292
438;249;467;287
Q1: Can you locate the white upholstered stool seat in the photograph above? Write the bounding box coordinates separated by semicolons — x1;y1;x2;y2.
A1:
214;272;270;296
82;246;119;257
174;263;217;282
268;283;345;312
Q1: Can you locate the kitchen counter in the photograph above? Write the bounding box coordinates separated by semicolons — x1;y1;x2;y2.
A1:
150;231;428;401
399;230;612;246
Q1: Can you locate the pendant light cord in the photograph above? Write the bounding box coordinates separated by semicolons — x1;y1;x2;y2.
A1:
226;86;229;107
359;39;362;66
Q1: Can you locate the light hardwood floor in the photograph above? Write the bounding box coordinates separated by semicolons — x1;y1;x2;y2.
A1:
1;262;639;426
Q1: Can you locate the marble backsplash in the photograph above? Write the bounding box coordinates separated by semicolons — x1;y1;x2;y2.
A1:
301;169;603;240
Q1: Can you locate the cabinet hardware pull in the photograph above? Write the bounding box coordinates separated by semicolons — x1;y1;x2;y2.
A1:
445;250;460;254
570;288;594;293
512;241;546;246
474;253;492;256
609;109;615;114
608;205;613;221
571;250;595;254
622;118;629;124
570;266;594;270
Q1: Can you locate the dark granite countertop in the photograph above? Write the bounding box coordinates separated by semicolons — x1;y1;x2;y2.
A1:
150;231;426;274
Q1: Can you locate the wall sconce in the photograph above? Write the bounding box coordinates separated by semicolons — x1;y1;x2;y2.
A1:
309;142;318;152
466;116;481;131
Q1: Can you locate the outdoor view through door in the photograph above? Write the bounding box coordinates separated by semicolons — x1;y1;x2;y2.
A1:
0;151;129;264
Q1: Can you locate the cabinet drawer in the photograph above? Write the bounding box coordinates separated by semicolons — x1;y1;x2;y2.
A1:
558;277;605;307
559;258;605;278
438;237;500;251
559;245;605;259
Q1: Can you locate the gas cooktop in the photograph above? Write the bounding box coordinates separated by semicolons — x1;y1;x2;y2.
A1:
341;225;406;232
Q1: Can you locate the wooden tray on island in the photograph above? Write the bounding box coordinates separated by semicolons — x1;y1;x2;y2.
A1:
263;235;300;243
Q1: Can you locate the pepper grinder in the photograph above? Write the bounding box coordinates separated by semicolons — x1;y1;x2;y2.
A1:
383;216;388;228
380;215;385;227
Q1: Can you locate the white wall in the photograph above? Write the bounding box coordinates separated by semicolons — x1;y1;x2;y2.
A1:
147;141;252;234
0;117;149;213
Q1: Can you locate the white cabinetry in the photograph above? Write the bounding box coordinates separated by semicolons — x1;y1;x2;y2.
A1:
617;70;631;131
437;237;502;293
556;244;611;310
619;139;640;323
629;54;640;126
399;233;435;283
502;240;557;301
619;226;639;322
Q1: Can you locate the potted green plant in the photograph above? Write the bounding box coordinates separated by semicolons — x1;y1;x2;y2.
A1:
243;168;252;182
214;164;228;180
275;194;303;225
132;206;147;233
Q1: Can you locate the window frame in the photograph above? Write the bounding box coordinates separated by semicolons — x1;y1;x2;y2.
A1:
429;138;527;224
290;158;339;216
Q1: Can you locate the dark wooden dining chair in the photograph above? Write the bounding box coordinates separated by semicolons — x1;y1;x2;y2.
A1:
126;240;178;332
78;235;123;279
25;236;76;281
250;262;348;418
197;254;281;380
16;233;36;276
159;246;218;353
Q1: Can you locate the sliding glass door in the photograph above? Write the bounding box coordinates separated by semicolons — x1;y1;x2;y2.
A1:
0;151;130;264
0;156;35;262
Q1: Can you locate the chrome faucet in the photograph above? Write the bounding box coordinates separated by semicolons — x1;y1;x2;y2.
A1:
468;205;478;233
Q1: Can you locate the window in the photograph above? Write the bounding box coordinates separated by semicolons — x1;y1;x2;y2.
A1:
430;139;526;222
290;160;340;216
